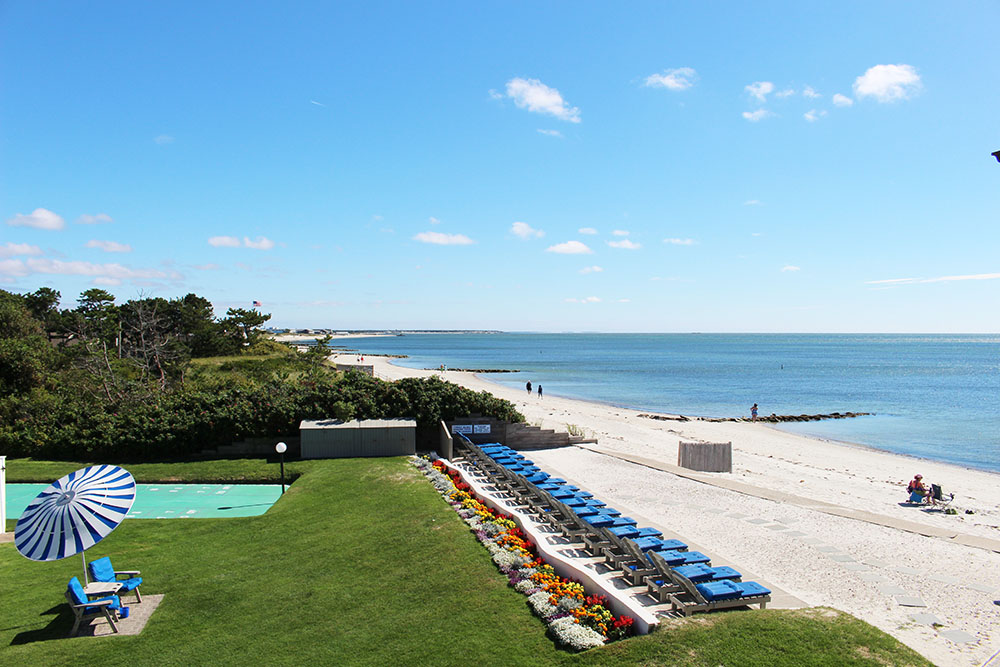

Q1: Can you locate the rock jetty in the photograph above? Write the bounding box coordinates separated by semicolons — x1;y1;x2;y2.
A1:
638;411;872;423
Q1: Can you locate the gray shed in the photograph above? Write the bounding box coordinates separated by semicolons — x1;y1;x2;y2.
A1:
299;418;417;459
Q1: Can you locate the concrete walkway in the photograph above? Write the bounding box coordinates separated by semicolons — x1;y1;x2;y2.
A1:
576;443;1000;554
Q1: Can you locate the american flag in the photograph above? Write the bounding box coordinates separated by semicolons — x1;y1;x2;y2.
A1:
252;300;262;307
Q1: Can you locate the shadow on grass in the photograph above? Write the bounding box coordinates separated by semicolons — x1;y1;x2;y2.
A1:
10;605;71;646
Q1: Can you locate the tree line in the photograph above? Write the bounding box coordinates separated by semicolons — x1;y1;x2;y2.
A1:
1;287;270;399
1;286;521;460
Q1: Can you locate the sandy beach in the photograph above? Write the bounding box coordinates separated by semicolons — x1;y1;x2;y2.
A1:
333;353;1000;666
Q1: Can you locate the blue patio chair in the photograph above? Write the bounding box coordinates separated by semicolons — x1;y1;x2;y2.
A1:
66;576;121;637
89;556;143;603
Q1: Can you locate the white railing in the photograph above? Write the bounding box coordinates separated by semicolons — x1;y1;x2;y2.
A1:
0;455;7;533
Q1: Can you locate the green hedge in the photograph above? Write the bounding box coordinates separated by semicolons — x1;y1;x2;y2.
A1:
0;372;523;460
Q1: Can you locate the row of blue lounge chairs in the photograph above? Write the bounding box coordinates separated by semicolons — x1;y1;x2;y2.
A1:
461;441;770;616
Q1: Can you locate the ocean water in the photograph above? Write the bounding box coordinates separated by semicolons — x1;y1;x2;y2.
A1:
328;333;1000;473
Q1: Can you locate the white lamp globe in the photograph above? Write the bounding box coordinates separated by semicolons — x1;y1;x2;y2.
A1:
275;442;287;454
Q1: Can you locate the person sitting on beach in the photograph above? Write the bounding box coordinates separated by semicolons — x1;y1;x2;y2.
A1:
907;474;930;503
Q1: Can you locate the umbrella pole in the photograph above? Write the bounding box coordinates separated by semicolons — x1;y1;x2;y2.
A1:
82;551;89;585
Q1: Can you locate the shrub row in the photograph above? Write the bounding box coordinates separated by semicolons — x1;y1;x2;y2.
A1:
0;372;523;460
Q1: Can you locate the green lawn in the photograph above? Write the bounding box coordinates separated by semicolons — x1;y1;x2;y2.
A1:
0;457;931;666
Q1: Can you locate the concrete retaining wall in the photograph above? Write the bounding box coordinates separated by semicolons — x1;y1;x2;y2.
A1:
300;419;416;459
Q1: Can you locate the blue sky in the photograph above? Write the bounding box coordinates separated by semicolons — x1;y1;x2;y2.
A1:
2;2;998;332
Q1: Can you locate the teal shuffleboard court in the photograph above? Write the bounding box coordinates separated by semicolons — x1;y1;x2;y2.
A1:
5;483;282;519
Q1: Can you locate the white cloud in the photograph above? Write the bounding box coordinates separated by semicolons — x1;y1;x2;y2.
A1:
867;272;1000;286
76;213;113;225
244;236;275;250
86;240;132;253
781;265;801;272
803;86;821;99
0;257;176;281
0;259;29;277
580;265;603;274
537;129;563;138
608;239;641;250
776;88;795;98
0;242;43;258
745;81;774;103
565;296;601;303
853;64;922;102
310;100;326;107
208;236;242;248
194;263;220;271
663;238;697;246
578;227;598;235
488;89;503;100
743;200;762;206
153;134;174;145
644;67;697;91
804;109;827;122
414;231;475;245
6;207;65;230
511;221;544;239
612;229;629;236
742;110;772;122
832;93;854;107
504;77;581;123
93;277;121;286
429;217;441;225
546;240;593;254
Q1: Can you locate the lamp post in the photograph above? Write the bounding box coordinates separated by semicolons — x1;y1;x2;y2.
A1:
275;442;287;495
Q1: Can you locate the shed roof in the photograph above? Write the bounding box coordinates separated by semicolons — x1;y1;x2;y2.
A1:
300;418;417;430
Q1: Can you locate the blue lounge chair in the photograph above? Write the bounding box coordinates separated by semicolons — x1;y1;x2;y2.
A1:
654;549;710;566
89;556;143;603
669;576;771;615
644;556;742;602
610;525;662;539
573;505;604;518
586;514;635;528
633;536;687;552
65;576;121;637
674;564;742;583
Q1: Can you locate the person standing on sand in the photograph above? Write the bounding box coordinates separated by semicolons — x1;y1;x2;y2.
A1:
526;381;532;395
538;384;543;399
751;403;758;421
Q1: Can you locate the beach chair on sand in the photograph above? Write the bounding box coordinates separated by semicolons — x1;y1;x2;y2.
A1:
927;484;955;510
89;557;143;603
667;563;770;616
65;576;121;637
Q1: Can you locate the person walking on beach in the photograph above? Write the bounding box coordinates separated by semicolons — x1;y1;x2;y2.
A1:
751;403;758;421
526;381;532;395
537;384;543;399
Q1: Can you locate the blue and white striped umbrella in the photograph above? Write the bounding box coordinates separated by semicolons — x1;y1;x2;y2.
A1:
15;465;135;564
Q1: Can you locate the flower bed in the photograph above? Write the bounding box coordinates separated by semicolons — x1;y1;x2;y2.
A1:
413;456;634;651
